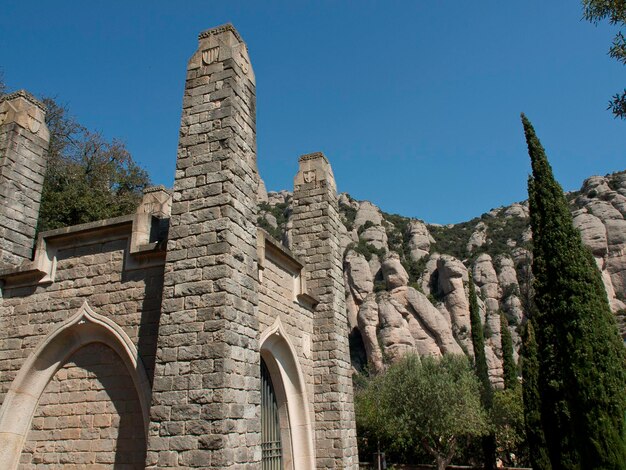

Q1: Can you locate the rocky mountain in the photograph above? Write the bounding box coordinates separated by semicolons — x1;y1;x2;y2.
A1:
257;170;626;387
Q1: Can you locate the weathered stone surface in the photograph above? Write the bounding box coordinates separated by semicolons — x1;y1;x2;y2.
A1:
361;224;388;251
257;177;268;203
403;287;463;355
467;221;487;253
357;295;384;374
381;252;409;290
267;189;291;206
573;211;607;256
406;220;432;261
496;255;518;288
503;202;528;218
420;253;440;295
377;293;417;363
606;219;626;296
368;255;382;280
354;201;383;230
485;343;504;389
587;200;623;221
345;250;374;302
582;175;612;197
472;254;500;312
437;255;473;354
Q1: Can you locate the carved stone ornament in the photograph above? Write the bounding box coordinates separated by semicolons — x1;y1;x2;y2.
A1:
202;47;219;65
303;170;316;184
27;108;41;134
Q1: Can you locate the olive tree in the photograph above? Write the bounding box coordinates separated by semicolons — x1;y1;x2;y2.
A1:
355;354;489;470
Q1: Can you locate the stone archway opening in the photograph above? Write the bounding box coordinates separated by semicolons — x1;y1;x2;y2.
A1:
260;320;316;470
0;302;151;470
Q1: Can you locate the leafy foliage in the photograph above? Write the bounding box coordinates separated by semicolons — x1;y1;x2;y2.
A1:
339;199;357;231
491;386;529;467
429;211;530;262
349;238;386;262
521;320;552;470
523;114;626;468
355;354;489;470
258;201;289;241
38;98;150;232
583;0;626;118
469;276;496;468
500;312;517;389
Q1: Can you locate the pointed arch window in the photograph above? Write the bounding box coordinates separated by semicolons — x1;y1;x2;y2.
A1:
261;357;283;469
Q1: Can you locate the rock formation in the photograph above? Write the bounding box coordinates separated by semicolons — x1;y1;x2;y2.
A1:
258;170;626;386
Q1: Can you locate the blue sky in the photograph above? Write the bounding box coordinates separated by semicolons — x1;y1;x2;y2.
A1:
1;1;624;224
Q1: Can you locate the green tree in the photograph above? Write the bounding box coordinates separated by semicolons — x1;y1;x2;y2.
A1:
521;320;552;470
523;114;626;468
499;312;517;390
468;275;497;469
355;354;488;470
583;0;626;118
38;98;150;232
491;386;528;467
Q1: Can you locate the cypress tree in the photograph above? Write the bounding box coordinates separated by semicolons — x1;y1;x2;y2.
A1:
469;274;496;469
522;114;626;468
499;312;517;390
521;319;551;470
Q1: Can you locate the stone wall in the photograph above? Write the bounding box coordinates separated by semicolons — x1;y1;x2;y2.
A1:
258;232;315;386
0;210;165;468
19;342;146;469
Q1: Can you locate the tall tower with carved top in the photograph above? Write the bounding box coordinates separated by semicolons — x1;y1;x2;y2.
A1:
291;152;359;469
147;24;261;468
0;91;49;267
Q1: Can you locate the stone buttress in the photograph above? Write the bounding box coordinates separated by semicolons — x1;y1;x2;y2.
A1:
0;91;49;266
147;25;261;468
291;153;359;469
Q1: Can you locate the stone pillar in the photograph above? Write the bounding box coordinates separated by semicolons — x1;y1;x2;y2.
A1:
0;91;49;266
291;152;358;469
148;24;260;468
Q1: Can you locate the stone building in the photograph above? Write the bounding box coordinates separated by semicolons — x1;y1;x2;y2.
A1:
0;24;358;469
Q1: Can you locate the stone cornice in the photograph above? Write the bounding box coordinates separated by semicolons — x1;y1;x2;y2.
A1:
198;23;243;42
0;89;46;112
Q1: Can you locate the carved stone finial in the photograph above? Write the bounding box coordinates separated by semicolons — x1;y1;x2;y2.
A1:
137;186;172;217
0;89;49;141
294;151;337;192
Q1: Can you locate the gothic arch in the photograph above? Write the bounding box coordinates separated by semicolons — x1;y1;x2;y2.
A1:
0;301;151;469
260;318;315;470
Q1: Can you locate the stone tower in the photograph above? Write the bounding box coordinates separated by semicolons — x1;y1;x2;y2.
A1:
291;152;359;468
147;24;261;468
0;91;49;266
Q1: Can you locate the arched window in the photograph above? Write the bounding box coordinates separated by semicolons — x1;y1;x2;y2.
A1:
261;357;283;469
260;318;316;470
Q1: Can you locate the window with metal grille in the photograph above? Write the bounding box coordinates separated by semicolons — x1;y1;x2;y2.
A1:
261;358;283;469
